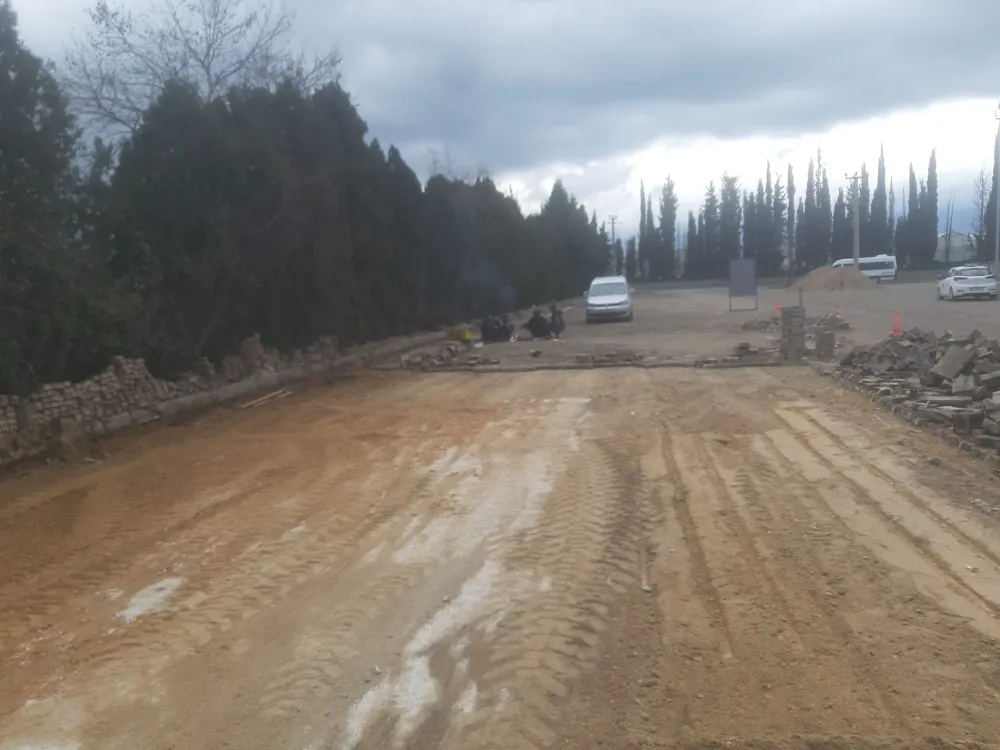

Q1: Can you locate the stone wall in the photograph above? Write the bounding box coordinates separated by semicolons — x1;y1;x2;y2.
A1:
0;330;444;468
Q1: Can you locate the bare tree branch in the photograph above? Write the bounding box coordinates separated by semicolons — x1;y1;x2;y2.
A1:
62;0;340;138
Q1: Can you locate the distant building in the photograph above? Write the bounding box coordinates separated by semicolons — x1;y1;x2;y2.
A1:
936;231;976;264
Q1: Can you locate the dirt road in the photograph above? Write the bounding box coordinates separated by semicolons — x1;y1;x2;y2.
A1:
4;367;1000;748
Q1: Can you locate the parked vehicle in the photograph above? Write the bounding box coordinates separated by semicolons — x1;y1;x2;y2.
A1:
830;254;898;282
584;276;633;323
937;265;998;300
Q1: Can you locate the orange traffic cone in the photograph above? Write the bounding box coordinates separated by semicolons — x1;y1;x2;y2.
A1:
774;299;781;314
890;312;901;336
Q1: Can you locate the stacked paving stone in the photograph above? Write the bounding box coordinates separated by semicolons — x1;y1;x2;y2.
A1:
815;328;836;361
780;306;807;361
837;328;1000;452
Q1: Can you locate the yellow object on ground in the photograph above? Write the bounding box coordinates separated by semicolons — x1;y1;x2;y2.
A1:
446;325;473;342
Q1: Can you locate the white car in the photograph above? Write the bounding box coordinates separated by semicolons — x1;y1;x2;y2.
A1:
938;266;998;301
584;275;633;323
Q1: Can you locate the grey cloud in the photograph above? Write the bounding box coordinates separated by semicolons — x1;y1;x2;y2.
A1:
16;0;1000;183
300;0;1000;173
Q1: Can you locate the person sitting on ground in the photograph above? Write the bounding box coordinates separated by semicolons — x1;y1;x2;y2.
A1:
549;302;565;339
522;309;551;339
481;313;515;343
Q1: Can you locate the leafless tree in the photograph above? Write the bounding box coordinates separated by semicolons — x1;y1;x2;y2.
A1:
973;165;990;237
427;148;478;183
62;0;340;137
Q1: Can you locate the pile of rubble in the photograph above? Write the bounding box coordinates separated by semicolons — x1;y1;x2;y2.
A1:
400;343;500;370
574;351;645;366
837;328;1000;450
742;314;849;333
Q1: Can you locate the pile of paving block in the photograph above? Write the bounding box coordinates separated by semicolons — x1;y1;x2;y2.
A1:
400;342;500;370
742;314;850;333
574;351;646;366
836;328;1000;451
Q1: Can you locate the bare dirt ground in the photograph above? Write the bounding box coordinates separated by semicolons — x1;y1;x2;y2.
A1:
6;348;1000;748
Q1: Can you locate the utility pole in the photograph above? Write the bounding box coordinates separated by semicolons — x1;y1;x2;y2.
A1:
608;215;619;245
994;104;1000;273
845;172;862;264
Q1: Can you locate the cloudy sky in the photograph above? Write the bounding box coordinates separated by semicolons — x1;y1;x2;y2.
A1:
13;0;1000;237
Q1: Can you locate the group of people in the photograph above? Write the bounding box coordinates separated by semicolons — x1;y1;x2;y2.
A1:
481;303;565;342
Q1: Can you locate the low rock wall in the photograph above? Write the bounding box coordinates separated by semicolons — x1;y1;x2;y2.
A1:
0;330;444;467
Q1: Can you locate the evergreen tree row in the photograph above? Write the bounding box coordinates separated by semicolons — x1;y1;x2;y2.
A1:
623;148;949;281
0;1;610;394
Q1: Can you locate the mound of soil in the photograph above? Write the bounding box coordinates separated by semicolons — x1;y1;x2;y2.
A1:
789;266;877;293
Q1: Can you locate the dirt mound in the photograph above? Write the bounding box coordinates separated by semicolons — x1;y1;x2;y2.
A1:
789;266;876;292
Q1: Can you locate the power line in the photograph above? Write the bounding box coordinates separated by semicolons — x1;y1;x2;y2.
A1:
608;215;619;244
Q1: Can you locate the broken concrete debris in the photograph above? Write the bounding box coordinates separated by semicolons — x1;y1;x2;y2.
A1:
837;327;1000;454
400;342;500;370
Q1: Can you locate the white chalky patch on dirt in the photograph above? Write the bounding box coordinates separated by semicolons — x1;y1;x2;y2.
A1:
457;682;478;714
0;694;85;750
361;542;385;565
116;577;185;623
344;561;502;748
393;399;588;566
419;446;458;475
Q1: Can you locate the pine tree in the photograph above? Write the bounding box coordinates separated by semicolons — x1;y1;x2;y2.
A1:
771;175;787;260
613;238;624;275
858;164;871;255
925;149;939;267
684;210;697;276
0;0;91;392
624;237;638;282
801;158;819;267
637;181;647;277
719;174;742;261
903;163;920;267
795;198;805;259
817;167;833;264
754;178;768;259
657;178;678;280
787;165;796;267
742;191;756;258
645;193;657;279
703;181;721;261
832;189;850;260
869;146;889;254
888;178;896;245
987;132;999;267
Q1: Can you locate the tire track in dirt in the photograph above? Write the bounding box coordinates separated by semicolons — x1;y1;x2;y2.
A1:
803;407;1000;567
773;405;1000;637
263;389;595;750
0;447;307;684
450;417;634;750
702;434;910;731
756;419;1000;739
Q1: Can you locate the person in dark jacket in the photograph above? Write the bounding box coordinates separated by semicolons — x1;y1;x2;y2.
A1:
549;302;565;339
481;314;514;343
522;309;551;339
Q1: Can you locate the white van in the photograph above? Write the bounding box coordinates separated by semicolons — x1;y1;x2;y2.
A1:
831;254;897;282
